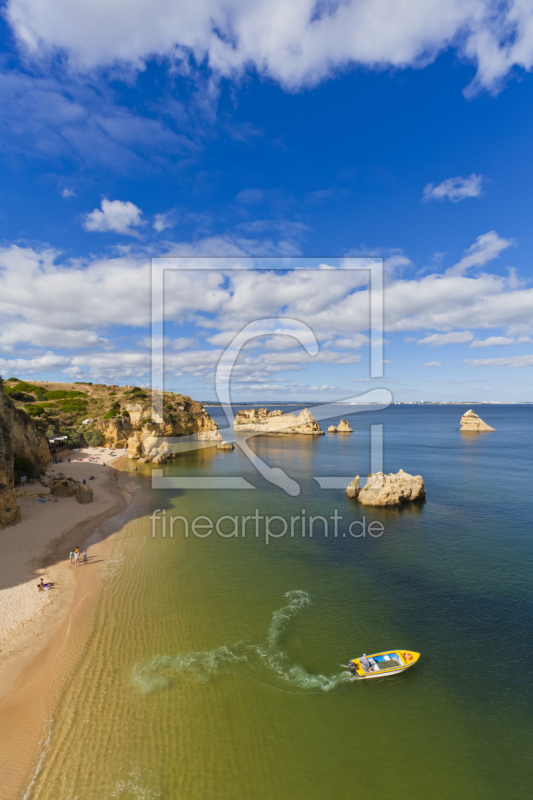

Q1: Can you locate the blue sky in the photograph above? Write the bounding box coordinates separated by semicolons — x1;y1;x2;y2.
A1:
1;1;533;401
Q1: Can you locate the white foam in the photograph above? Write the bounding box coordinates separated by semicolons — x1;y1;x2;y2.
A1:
132;591;352;694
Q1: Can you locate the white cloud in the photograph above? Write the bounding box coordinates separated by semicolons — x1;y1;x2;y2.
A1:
83;198;144;236
464;355;533;368
6;0;533;95
61;187;76;198
153;213;173;233
417;331;474;346
424;361;442;367
469;336;516;347
446;231;514;276
423;174;483;202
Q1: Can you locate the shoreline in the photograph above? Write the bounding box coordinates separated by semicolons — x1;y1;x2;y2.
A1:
0;447;134;800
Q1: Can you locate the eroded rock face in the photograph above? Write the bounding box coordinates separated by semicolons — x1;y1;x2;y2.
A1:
460;409;495;432
217;441;235;450
234;408;324;435
76;484;94;504
94;393;221;461
337;419;353;433
0;490;21;527
0;383;50;528
346;469;426;506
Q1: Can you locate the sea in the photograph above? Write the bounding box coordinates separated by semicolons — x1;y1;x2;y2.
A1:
23;405;533;800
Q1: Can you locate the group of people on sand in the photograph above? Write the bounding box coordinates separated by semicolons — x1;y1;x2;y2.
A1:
70;546;88;566
37;577;53;591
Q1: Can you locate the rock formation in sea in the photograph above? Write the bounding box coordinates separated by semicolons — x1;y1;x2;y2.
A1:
337;419;353;433
234;408;324;435
459;409;495;432
346;469;426;506
217;441;235;450
0;381;50;528
328;425;337;433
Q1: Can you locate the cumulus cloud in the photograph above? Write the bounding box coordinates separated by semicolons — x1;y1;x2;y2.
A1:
423;174;483;202
83;198;144;235
153;213;173;233
418;331;474;346
6;0;533;94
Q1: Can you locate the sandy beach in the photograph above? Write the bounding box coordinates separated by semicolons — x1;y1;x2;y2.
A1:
0;446;132;799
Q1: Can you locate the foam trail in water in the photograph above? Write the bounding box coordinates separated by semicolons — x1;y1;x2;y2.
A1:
132;591;353;694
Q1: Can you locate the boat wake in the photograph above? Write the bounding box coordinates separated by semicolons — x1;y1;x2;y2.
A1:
132;590;353;694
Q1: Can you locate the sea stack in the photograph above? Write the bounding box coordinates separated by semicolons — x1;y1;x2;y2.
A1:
328;425;337;433
460;409;495;432
337;419;353;433
234;408;324;435
346;469;426;506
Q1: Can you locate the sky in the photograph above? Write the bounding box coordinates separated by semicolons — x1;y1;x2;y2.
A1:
1;0;533;402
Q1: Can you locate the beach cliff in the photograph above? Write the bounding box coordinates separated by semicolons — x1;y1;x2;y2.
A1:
0;381;50;528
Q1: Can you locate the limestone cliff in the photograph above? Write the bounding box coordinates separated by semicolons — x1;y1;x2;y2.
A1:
0;383;50;527
346;469;426;506
460;409;495;432
93;393;221;462
234;408;324;435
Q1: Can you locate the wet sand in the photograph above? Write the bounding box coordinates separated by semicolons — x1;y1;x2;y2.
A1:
0;448;133;800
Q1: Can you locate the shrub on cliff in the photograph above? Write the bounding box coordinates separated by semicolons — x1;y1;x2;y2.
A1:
45;390;86;400
84;429;105;447
24;404;46;416
59;400;88;413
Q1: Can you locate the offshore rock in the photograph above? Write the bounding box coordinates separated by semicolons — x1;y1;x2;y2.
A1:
337;419;353;433
234;408;324;435
346;469;426;506
328;425;337;433
460;409;495;432
217;441;235;450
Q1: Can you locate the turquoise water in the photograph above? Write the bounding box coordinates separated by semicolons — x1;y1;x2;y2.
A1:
24;405;533;799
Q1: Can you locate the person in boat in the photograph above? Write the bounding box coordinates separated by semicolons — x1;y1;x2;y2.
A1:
360;654;377;672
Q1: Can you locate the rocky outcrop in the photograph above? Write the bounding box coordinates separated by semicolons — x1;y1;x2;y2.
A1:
76;484;94;504
217;441;235;451
0;382;50;527
328;425;337;433
234;408;324;435
460;409;495;432
93;393;221;462
51;478;78;497
346;469;426;506
337;419;353;433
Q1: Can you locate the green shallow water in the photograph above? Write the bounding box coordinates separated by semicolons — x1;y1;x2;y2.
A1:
24;406;533;799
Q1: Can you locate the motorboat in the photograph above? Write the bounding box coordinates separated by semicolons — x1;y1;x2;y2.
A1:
347;649;420;679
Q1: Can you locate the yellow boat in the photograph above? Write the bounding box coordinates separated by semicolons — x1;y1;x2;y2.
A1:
347;649;420;679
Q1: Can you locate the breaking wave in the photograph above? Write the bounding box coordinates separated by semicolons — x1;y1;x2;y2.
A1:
132;590;353;694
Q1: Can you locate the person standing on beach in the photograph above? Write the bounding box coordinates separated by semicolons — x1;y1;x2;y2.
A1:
75;550;80;566
70;550;74;564
83;550;87;565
